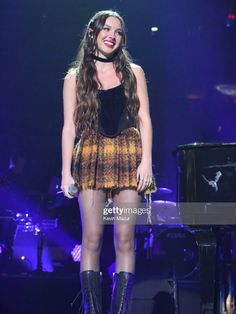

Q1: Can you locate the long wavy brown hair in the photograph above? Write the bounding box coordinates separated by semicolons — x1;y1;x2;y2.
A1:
70;10;140;137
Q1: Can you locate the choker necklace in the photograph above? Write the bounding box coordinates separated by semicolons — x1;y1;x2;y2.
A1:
91;54;116;63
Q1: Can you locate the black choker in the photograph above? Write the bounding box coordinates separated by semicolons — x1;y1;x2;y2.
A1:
91;54;116;63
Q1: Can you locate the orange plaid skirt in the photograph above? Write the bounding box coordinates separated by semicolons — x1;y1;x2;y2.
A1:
72;127;156;198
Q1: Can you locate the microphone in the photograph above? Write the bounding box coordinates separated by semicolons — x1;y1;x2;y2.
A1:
68;184;79;197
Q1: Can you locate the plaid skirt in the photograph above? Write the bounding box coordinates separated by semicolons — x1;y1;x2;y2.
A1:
72;127;156;198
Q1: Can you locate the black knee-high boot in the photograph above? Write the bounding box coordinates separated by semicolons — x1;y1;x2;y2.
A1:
110;271;135;314
80;270;102;314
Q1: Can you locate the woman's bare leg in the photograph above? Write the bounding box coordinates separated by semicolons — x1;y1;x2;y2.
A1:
79;189;106;272
113;189;141;273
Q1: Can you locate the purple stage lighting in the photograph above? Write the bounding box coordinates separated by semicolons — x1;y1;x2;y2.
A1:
225;12;236;27
71;244;81;262
0;244;4;255
227;13;236;20
13;231;54;272
215;84;236;97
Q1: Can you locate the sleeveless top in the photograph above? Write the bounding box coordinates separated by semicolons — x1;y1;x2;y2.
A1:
97;84;136;137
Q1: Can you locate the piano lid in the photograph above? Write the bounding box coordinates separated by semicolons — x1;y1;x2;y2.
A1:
173;142;236;155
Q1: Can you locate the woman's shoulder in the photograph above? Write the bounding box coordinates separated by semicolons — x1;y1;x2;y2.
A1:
64;67;78;80
130;63;145;79
130;63;141;69
63;68;78;92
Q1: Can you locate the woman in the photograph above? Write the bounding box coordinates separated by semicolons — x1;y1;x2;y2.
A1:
61;10;156;314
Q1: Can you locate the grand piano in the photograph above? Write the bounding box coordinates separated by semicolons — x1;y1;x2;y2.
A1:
173;142;236;314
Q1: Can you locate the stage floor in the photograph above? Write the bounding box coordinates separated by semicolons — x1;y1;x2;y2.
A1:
0;273;200;314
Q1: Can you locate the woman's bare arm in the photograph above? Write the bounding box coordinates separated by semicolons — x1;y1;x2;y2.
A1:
61;72;77;197
132;64;153;192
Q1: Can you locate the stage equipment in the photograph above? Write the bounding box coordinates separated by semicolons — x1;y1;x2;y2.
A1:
174;142;236;314
0;209;17;271
135;225;198;279
135;223;198;314
12;211;58;273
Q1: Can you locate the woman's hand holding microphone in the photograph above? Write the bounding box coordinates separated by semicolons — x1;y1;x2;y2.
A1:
60;174;78;198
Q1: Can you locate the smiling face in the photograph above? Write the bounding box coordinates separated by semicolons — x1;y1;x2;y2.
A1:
96;16;124;58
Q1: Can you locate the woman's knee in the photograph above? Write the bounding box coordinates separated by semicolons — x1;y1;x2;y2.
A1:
115;232;134;253
82;232;103;252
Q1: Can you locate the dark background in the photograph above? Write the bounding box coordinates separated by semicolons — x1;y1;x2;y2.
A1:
1;0;236;195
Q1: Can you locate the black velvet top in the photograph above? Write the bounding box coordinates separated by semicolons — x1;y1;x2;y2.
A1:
97;84;136;137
